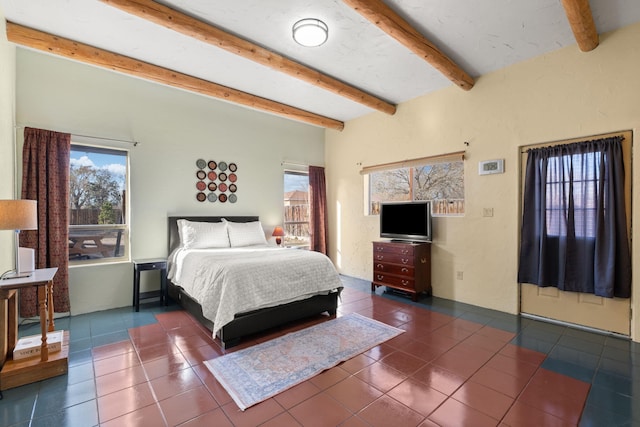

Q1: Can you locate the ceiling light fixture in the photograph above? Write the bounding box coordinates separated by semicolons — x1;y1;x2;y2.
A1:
292;18;328;47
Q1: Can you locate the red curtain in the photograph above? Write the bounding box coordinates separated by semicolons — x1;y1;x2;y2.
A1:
19;127;71;317
309;166;328;255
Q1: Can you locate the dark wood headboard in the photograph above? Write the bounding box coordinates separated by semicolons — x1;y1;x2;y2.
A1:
167;216;259;254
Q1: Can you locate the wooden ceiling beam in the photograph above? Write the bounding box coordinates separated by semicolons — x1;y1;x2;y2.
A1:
343;0;474;91
561;0;599;52
5;22;344;131
100;0;397;116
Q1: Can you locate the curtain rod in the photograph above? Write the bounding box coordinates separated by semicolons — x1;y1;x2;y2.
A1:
281;160;310;168
360;150;465;175
519;132;627;154
15;125;139;146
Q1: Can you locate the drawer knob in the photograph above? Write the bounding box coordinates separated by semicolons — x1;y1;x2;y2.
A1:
402;249;409;254
377;275;384;281
376;264;384;269
401;267;409;273
377;247;384;251
421;258;427;263
376;255;384;260
401;280;409;285
401;258;409;264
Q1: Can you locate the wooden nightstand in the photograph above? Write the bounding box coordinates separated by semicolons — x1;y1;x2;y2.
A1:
133;259;168;312
0;268;69;391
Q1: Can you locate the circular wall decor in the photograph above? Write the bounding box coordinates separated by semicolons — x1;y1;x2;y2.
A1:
195;159;238;203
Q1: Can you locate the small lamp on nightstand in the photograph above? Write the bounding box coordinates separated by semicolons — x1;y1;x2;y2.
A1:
0;199;38;279
272;226;285;247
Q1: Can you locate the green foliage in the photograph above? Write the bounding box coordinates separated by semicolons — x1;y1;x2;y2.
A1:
70;164;122;210
98;202;116;225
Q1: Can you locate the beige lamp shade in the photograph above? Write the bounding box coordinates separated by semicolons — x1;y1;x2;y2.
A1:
0;200;38;230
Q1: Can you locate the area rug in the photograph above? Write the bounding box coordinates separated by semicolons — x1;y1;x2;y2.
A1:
204;313;404;410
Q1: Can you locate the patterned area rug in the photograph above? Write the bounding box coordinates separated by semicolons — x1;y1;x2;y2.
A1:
204;313;404;410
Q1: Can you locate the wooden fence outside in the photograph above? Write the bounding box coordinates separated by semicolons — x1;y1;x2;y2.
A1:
70;208;124;225
284;205;309;237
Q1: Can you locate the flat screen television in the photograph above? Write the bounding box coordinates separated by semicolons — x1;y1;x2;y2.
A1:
380;201;432;242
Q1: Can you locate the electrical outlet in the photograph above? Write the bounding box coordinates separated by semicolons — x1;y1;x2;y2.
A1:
456;271;463;280
482;208;494;217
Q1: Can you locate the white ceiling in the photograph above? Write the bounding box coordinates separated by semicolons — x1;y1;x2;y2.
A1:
2;0;640;126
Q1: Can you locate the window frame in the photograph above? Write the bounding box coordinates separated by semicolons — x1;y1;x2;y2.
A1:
68;143;130;266
365;158;465;217
283;169;310;248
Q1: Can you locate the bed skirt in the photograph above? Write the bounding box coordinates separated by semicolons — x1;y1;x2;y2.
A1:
168;281;342;349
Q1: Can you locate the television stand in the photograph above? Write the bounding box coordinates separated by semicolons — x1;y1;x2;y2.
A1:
371;241;431;301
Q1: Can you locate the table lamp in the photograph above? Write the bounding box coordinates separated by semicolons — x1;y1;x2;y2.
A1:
272;226;285;246
0;199;38;279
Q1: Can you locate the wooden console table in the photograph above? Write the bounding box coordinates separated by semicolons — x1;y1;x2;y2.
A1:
0;267;69;391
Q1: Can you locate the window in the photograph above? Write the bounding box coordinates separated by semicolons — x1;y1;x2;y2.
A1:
69;145;128;263
368;160;464;216
518;133;632;298
283;171;310;247
545;151;600;238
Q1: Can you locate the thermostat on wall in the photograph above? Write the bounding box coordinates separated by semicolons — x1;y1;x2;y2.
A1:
478;159;504;175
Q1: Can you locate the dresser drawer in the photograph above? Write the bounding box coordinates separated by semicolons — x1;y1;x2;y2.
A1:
373;243;414;255
373;252;413;265
373;262;414;277
373;273;414;290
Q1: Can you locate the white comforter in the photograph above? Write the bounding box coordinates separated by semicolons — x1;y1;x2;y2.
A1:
168;245;343;337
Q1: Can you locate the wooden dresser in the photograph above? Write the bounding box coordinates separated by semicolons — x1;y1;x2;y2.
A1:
371;241;431;301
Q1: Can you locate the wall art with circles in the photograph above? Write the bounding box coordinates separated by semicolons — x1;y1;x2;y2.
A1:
195;159;238;203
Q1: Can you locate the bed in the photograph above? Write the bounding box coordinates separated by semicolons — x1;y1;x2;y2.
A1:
166;216;343;348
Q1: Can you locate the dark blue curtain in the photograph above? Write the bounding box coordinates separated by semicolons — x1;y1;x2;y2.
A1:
518;136;630;298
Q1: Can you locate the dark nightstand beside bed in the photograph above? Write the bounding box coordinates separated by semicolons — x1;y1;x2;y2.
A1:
133;258;168;312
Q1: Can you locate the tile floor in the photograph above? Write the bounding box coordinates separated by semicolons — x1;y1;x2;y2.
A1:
1;276;639;426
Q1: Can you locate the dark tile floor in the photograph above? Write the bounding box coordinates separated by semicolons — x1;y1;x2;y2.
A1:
1;276;638;426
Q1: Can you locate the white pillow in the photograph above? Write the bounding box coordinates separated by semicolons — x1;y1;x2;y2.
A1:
177;219;230;249
223;219;268;247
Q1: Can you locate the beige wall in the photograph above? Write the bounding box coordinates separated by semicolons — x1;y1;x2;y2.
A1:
13;49;326;315
0;12;16;273
326;22;640;340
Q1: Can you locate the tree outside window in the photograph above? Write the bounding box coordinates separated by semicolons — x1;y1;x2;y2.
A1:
369;161;464;216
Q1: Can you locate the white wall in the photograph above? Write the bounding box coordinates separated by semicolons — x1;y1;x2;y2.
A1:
326;22;640;340
0;12;16;273
14;49;325;315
